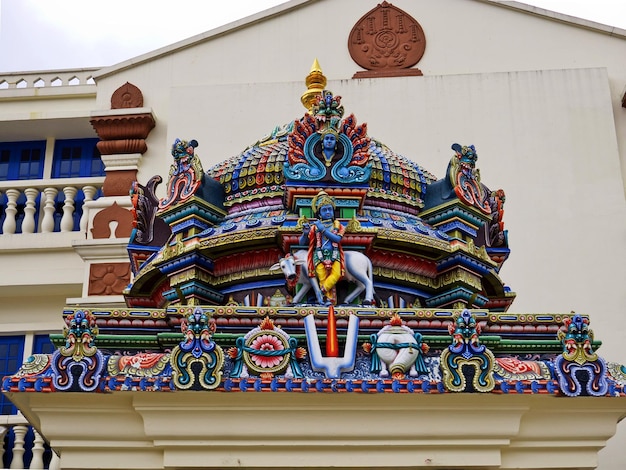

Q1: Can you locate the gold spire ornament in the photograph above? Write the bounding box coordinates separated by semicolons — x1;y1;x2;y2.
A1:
301;58;327;112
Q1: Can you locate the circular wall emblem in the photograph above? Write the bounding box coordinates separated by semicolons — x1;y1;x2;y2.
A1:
348;1;426;77
243;330;291;374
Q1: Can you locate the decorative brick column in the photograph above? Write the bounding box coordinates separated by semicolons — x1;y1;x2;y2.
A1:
69;83;156;306
91;82;155;195
87;82;155;241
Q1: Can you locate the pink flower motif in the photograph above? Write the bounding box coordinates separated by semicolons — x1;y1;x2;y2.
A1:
249;334;284;369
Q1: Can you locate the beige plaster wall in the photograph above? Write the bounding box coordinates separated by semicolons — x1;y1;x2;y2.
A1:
0;234;85;288
11;391;626;470
93;0;626;189
0;292;69;333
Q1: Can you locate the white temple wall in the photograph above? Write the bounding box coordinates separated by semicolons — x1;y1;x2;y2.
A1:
93;0;626;188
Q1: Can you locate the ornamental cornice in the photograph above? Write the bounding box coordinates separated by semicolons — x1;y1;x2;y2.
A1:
170;268;212;286
212;268;276;286
373;265;482;291
455;245;497;266
374;227;451;252
100;153;142;170
72;238;130;260
365;188;423;206
58;306;588;332
200;227;279;251
420;199;491;226
89;112;155;140
223;191;284;207
158;196;227;222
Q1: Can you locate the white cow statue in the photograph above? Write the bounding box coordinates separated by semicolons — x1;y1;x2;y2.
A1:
270;249;374;305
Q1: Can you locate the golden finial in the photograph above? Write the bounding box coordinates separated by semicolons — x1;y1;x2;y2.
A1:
301;58;327;112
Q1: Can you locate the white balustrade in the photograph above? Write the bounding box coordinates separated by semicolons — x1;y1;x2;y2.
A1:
0;177;104;236
0;69;99;91
0;415;57;469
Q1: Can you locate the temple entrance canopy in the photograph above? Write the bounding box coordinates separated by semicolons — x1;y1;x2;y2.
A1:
3;63;626;470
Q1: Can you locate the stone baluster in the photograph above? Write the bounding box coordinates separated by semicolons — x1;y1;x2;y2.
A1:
2;188;20;234
9;424;27;469
21;188;40;234
49;451;61;470
41;188;58;233
80;185;98;233
60;186;77;232
30;429;45;469
0;425;7;466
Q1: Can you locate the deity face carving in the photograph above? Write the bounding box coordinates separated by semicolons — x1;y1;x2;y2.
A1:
318;204;335;221
322;133;337;151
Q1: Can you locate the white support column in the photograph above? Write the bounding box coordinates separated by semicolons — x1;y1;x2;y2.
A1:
42;137;55;180
22;333;34;365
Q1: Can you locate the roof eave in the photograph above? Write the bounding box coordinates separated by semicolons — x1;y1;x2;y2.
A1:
93;0;319;80
479;0;626;39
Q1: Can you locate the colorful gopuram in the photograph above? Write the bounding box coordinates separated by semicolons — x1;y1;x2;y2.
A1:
2;64;626;470
4;64;625;398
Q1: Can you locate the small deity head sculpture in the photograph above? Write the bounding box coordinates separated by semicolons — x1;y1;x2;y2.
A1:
311;190;336;221
318;203;335;221
319;128;339;166
321;128;338;151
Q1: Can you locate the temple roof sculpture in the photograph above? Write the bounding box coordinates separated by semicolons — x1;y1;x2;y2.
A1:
3;63;626;400
122;61;511;312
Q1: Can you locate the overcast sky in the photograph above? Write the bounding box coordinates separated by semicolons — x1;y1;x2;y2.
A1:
0;0;625;72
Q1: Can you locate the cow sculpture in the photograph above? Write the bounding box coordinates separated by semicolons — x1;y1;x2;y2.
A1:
270;249;375;305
